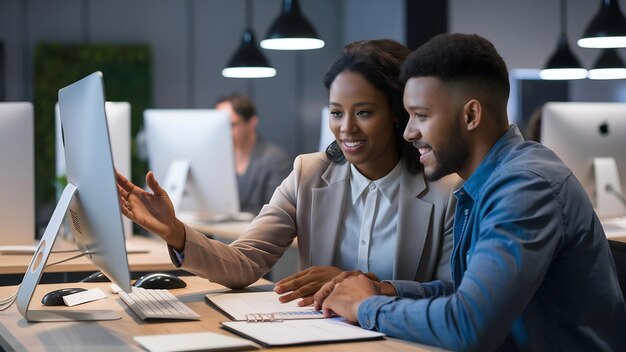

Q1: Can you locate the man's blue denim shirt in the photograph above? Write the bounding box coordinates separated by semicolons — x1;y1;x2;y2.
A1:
357;125;626;351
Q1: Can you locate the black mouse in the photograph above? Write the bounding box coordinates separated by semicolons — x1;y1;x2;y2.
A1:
133;273;187;289
41;288;87;306
81;271;111;283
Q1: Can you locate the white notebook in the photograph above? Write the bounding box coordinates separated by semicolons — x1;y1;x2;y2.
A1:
205;291;324;322
221;318;385;347
133;331;257;352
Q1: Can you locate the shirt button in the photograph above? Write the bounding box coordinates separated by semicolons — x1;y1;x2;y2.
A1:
369;183;376;190
361;240;366;245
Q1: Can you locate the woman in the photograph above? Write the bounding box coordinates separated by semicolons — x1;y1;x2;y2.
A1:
117;39;460;306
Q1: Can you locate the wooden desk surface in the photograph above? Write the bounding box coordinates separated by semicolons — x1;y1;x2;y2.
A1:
0;276;439;352
0;236;174;275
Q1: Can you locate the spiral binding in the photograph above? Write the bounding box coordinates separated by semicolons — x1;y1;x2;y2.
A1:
245;312;284;323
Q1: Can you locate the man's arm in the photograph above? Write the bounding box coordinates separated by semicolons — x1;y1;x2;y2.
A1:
326;172;563;351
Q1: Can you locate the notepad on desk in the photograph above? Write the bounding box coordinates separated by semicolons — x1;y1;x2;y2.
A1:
205;291;324;321
206;291;384;347
221;318;385;347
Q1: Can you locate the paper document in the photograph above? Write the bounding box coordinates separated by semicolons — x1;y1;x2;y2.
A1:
206;291;324;321
134;331;257;352
221;318;385;347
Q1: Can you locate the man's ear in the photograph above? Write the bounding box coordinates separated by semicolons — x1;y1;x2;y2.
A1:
249;115;259;130
463;99;482;131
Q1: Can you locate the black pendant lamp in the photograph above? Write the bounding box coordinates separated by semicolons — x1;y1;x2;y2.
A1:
222;1;276;78
540;0;587;80
578;0;626;48
587;48;626;79
222;29;276;78
260;0;325;50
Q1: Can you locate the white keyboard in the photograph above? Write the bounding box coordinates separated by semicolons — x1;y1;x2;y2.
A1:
119;287;201;320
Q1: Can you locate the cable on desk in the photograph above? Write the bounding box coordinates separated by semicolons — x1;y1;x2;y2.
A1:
0;251;89;311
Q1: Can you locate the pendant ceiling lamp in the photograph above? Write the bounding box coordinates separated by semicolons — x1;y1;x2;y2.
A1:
260;0;325;50
578;0;626;48
587;48;626;79
540;0;587;80
222;1;276;78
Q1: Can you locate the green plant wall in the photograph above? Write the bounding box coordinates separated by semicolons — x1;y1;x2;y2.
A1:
34;43;151;227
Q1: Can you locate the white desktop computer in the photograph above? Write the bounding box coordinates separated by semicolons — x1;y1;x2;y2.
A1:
55;101;133;238
0;102;35;245
143;109;240;220
541;102;626;219
318;106;335;152
16;72;131;322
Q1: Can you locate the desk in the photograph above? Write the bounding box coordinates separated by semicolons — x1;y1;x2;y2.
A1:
0;276;439;351
0;236;173;275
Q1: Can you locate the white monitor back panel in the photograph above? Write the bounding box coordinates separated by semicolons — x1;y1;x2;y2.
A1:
56;101;132;238
144;109;239;215
0;102;35;244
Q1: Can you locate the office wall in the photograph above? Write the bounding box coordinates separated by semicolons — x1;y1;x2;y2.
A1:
2;0;625;157
449;0;626;105
0;0;347;157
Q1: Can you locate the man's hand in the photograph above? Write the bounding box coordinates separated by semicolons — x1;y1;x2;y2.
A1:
319;274;378;322
116;171;186;250
314;271;396;311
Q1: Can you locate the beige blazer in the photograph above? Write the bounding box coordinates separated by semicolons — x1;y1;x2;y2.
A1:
171;152;461;289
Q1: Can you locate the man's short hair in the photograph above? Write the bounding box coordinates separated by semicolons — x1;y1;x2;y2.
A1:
215;92;256;122
401;33;510;105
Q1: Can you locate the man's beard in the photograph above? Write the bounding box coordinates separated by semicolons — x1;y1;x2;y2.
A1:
424;127;468;182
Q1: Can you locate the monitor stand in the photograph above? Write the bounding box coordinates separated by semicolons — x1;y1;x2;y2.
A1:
162;159;190;213
594;157;626;219
15;183;121;322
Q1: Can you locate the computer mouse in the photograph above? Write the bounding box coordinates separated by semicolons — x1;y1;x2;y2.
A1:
41;287;87;306
81;271;111;282
133;273;187;289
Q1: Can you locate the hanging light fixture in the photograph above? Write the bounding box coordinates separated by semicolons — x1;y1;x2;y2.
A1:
260;0;325;50
222;1;276;78
587;48;626;79
540;0;587;80
578;0;626;48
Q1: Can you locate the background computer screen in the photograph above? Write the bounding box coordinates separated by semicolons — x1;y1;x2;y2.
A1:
0;102;35;244
144;109;239;216
318;106;335;152
56;101;133;238
541;102;626;218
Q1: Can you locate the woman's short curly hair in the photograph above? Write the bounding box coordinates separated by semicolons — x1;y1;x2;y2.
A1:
323;39;422;174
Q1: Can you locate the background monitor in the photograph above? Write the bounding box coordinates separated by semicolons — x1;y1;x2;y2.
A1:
318;106;335;152
144;109;239;217
0;102;35;244
17;72;131;321
541;102;626;219
56;101;132;238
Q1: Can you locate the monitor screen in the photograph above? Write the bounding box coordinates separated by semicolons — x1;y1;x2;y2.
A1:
319;106;335;152
0;102;35;244
144;109;239;216
17;72;131;321
541;102;626;218
56;101;132;238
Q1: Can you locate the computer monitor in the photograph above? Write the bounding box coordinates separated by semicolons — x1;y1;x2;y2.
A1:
318;106;335;152
0;102;35;245
143;109;239;217
541;102;626;218
16;72;131;322
55;101;133;238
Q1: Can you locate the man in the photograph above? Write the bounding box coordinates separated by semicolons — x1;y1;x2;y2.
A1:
215;93;292;214
315;33;626;351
